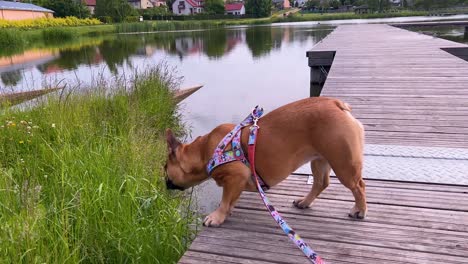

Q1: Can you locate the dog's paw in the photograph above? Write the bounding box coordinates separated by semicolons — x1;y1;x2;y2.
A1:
292;199;310;209
203;211;226;227
348;206;366;219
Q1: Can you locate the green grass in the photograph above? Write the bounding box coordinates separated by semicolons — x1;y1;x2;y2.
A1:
42;28;77;42
0;10;432;44
115;10;434;33
0;29;26;56
0;66;196;263
276;10;430;23
0;24;114;56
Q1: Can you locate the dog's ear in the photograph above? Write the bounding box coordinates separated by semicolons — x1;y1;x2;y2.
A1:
166;128;181;155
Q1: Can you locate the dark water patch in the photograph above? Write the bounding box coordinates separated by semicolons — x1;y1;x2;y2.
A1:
408;25;468;44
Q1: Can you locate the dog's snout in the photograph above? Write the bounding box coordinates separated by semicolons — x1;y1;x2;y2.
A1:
166;178;185;191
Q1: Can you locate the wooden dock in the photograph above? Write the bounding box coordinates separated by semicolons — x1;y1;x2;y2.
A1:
179;175;468;264
307;24;468;148
178;24;468;263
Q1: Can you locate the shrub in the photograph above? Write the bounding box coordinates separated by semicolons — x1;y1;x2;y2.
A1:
124;16;140;23
97;16;114;24
0;17;102;29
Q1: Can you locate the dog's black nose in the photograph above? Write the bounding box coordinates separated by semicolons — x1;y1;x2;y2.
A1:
166;178;185;191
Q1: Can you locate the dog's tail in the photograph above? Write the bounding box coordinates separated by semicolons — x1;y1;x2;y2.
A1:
335;100;352;112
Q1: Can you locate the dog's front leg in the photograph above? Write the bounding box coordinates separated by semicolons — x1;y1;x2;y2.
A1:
203;178;243;227
204;165;250;227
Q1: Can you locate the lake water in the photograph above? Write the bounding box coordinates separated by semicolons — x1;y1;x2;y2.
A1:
1;15;467;214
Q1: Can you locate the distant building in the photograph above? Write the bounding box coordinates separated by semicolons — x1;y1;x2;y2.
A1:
128;0;152;9
128;0;167;9
151;0;167;7
272;0;290;10
225;3;245;15
354;5;369;14
172;0;204;15
83;0;96;14
0;0;53;21
293;0;306;7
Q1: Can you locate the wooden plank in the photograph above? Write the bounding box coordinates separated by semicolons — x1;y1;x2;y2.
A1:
287;175;468;194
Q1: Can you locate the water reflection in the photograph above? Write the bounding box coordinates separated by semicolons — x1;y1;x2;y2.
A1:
0;26;334;88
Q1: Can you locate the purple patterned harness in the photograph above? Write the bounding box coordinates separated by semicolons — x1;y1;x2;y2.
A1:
206;106;269;191
206;106;325;264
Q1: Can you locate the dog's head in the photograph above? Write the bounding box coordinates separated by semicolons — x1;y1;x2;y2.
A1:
164;129;207;191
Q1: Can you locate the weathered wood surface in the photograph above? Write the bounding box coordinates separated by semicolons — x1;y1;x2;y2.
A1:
174;85;203;103
179;174;468;263
0;85;201;107
310;24;468;148
0;87;62;106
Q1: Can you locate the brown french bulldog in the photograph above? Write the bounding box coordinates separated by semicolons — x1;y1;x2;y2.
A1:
165;97;367;227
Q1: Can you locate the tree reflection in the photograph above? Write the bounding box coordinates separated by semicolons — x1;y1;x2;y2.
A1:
246;27;274;58
99;37;140;74
0;25;335;84
38;46;98;73
203;29;228;59
1;70;22;86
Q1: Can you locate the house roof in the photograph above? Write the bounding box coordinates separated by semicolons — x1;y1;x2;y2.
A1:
185;0;203;8
0;0;54;13
225;3;243;11
84;0;96;6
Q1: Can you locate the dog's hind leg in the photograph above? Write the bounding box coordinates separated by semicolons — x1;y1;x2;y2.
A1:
293;158;331;209
334;165;367;219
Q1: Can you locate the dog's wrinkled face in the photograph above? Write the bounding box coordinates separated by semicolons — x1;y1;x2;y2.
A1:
165;129;187;191
165;129;207;191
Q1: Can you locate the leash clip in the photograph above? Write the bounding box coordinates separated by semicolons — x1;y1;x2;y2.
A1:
252;117;260;129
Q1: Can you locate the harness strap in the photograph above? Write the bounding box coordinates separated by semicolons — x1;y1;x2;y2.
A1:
247;114;325;264
207;106;269;191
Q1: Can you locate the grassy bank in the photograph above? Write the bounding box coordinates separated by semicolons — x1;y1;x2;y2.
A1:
115;10;432;33
0;66;195;263
0;25;114;56
274;10;431;23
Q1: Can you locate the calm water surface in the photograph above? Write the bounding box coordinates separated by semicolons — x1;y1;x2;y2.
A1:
1;16;467;213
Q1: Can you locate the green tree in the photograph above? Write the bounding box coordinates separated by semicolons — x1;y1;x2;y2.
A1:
204;0;225;14
366;0;390;12
329;0;341;8
95;0;138;22
304;0;321;9
32;0;90;18
245;0;272;17
142;6;170;19
166;0;177;12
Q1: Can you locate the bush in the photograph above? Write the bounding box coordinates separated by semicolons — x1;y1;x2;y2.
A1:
97;16;114;24
124;16;140;22
0;17;102;29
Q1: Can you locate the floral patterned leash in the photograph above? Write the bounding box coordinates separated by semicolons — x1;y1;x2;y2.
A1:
247;106;325;264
